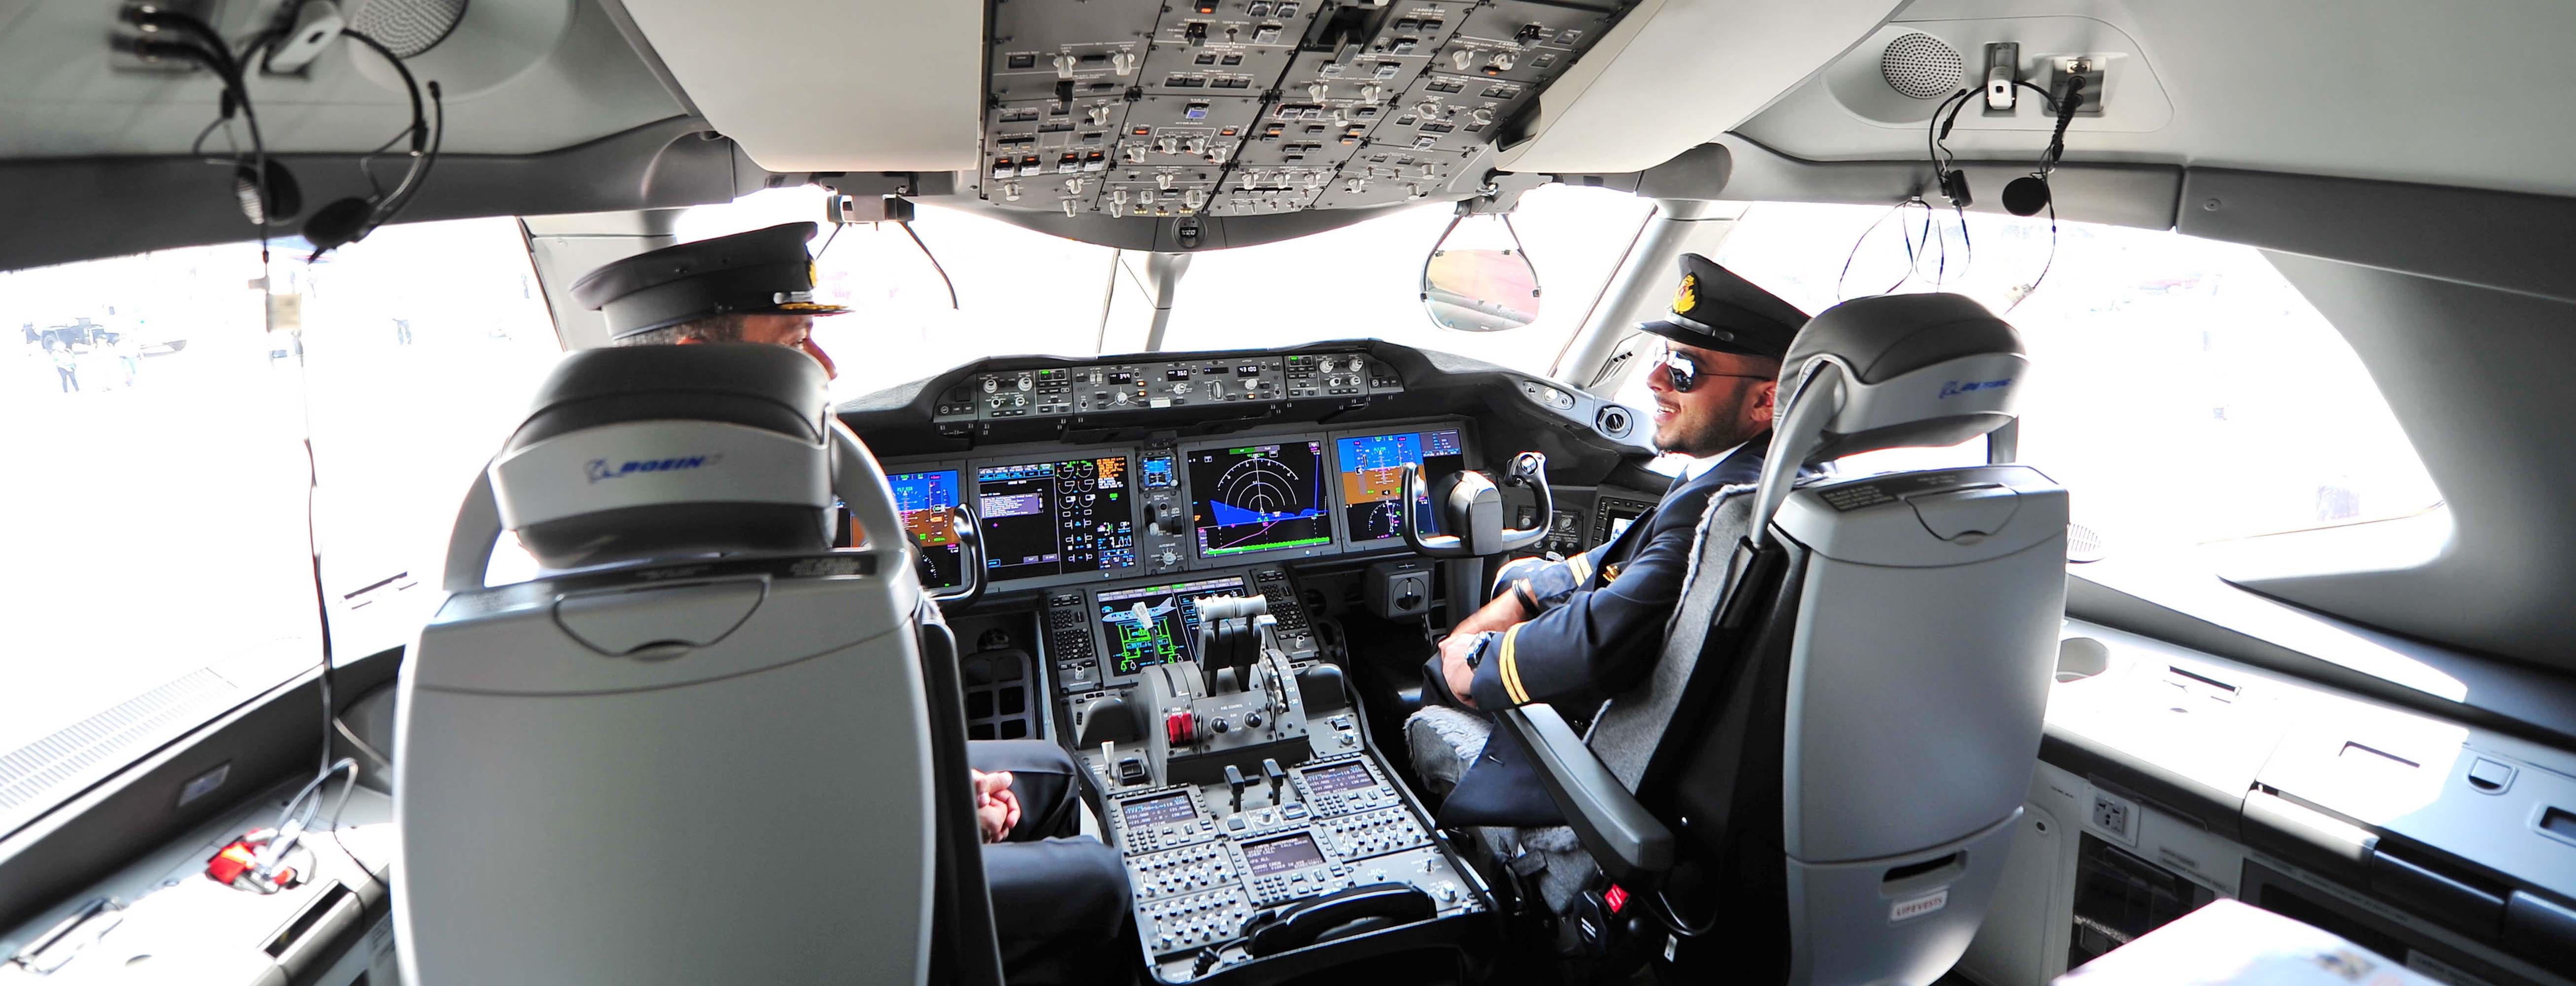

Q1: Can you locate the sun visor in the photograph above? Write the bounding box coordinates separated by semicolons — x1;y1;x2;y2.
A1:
614;0;983;172
1494;0;1903;175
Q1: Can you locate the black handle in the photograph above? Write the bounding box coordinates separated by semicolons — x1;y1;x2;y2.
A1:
1242;883;1438;958
927;504;984;609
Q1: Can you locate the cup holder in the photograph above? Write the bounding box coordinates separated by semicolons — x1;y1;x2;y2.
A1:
2056;637;2111;683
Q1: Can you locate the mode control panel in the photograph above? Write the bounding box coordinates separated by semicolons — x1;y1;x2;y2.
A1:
944;351;1400;424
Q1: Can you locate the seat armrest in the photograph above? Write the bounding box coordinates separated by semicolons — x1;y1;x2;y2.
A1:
1494;705;1674;885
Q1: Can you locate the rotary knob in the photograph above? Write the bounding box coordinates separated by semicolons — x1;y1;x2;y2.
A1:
1450;49;1472;70
1172;381;1193;395
1017;374;1034;391
1159;549;1180;565
982;377;999;394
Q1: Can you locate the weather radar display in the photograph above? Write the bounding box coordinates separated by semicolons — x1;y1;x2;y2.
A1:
1335;429;1465;542
1186;441;1332;558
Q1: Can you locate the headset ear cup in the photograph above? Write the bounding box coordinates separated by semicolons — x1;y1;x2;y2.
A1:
233;159;304;225
2002;175;2051;216
303;197;378;252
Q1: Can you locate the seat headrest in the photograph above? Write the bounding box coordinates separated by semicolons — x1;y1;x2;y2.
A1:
488;344;838;571
1773;293;2027;463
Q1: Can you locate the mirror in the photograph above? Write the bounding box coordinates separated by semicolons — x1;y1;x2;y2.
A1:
1420;213;1540;332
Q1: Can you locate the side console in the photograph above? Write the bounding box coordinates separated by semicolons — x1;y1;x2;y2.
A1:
1055;584;1487;982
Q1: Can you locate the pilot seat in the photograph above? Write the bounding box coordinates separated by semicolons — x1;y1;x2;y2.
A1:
1409;292;2067;984
391;344;1004;985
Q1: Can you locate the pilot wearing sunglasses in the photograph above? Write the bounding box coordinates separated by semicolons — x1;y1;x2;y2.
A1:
1413;253;1810;824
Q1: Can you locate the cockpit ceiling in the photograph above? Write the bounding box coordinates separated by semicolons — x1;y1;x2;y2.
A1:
970;0;1634;221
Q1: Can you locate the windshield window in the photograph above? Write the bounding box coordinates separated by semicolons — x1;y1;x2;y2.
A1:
1648;202;2442;555
294;217;565;653
676;188;1124;400
3;244;319;817
1160;185;1654;375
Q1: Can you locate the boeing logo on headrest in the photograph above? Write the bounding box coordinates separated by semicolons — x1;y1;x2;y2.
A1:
1938;378;2013;399
586;455;720;484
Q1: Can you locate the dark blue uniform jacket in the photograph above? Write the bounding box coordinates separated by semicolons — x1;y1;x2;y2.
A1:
1429;439;1771;827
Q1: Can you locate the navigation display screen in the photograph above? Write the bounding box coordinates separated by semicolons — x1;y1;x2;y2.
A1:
1301;762;1377;795
1187;440;1333;558
1119;793;1198;829
976;457;1135;582
1241;834;1327;877
1335;428;1466;542
889;470;964;590
1096;576;1248;675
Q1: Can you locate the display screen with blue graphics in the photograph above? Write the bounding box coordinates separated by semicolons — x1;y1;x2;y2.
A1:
1096;576;1248;674
1187;440;1333;558
889;470;963;589
1335;429;1466;542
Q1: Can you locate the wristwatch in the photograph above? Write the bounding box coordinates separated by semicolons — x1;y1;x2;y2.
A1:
1464;631;1497;669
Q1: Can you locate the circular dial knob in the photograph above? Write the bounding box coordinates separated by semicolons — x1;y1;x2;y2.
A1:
982;377;999;394
1017;374;1034;391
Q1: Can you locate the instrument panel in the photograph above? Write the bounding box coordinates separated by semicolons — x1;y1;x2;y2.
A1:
934;351;1398;426
885;420;1474;593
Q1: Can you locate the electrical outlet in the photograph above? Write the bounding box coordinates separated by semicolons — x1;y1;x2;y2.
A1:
2091;789;2137;844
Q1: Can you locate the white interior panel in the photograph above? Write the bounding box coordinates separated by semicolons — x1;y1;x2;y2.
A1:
615;0;983;172
1737;0;2576;198
1495;0;1903;174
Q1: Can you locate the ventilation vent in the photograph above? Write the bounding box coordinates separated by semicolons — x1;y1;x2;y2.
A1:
1596;405;1633;438
1879;33;1963;100
0;669;233;827
347;0;470;58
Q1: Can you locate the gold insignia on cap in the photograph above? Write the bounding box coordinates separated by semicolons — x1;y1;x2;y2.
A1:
807;260;820;287
1673;274;1698;315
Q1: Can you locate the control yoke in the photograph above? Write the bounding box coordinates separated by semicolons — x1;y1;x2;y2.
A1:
925;504;986;609
1401;452;1552;629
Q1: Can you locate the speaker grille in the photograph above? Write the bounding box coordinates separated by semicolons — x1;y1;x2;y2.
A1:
348;0;470;58
1880;33;1964;100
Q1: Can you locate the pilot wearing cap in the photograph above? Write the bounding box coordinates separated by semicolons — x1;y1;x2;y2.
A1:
1411;253;1810;823
573;223;1135;985
571;220;847;377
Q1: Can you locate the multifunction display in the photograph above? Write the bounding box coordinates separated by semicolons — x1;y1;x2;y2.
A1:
977;456;1136;581
1239;833;1327;878
1301;762;1377;795
1334;428;1466;542
1097;576;1249;675
1187;440;1333;558
1119;792;1199;829
889;469;964;589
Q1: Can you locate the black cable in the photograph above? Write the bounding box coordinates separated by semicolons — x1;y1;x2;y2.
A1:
816;222;845;260
903;222;961;310
339;29;426;154
1833;201;1909;302
368;82;443;235
2009;189;2059;315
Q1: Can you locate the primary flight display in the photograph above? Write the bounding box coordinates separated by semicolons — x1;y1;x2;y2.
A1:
1187;441;1333;558
889;469;964;589
1335;428;1466;543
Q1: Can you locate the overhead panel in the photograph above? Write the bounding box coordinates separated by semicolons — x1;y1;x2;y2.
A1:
974;0;1647;225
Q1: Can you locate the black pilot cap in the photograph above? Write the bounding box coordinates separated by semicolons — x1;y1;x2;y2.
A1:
570;222;851;341
1635;253;1809;360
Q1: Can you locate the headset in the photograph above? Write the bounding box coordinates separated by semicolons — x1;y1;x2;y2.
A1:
1926;74;2085;216
127;4;441;256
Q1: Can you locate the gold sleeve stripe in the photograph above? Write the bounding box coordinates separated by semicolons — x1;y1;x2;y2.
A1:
1500;624;1530;705
1568;555;1592;584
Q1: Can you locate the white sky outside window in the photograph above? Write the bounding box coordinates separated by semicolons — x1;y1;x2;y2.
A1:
1634;202;2443;558
1160;185;1654;373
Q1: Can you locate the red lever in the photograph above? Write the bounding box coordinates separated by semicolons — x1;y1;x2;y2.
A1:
1165;710;1196;745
